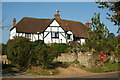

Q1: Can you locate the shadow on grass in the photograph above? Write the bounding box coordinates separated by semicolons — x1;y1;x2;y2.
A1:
2;64;22;77
51;61;69;69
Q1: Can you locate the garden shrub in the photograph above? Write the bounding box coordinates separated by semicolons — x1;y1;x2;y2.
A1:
68;41;79;47
6;37;31;70
78;13;118;56
51;43;70;53
0;43;7;55
31;44;59;69
6;37;60;69
29;40;45;67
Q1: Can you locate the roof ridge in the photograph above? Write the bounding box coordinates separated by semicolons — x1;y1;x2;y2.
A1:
56;18;84;24
23;17;51;20
23;17;83;24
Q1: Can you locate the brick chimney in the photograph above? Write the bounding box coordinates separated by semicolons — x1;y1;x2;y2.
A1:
85;21;90;28
54;10;60;18
13;18;16;27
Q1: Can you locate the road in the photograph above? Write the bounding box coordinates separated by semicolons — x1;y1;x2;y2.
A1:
2;71;119;80
2;66;120;80
74;71;120;78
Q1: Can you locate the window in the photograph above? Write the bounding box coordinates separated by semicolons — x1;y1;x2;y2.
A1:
25;33;31;38
67;34;71;39
52;32;59;38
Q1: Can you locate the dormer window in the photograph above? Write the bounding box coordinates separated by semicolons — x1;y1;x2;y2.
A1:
67;34;71;39
52;32;59;38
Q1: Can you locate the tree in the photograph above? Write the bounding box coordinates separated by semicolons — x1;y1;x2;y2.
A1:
97;1;120;26
107;33;115;38
86;13;110;53
0;18;10;30
30;43;58;69
51;43;69;53
6;37;31;69
6;37;60;69
29;40;45;66
96;1;120;35
2;43;7;55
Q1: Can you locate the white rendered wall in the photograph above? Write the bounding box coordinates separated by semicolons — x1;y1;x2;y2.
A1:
32;33;43;41
59;32;66;43
44;32;51;43
44;20;67;43
50;20;60;26
67;31;73;42
10;28;16;39
80;39;85;44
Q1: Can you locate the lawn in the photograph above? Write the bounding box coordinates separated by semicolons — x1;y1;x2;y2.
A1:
26;66;59;75
80;62;120;73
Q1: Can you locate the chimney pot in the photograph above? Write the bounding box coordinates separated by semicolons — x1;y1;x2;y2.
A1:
13;18;16;27
54;9;60;18
85;21;90;28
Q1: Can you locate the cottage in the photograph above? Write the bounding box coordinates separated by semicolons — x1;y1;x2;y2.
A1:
10;10;89;44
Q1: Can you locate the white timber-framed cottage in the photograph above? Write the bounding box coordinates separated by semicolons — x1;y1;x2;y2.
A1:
10;10;90;44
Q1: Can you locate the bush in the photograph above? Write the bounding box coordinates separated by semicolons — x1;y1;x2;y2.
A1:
0;43;7;55
51;43;70;53
29;40;45;66
6;37;67;70
30;44;59;69
6;37;31;70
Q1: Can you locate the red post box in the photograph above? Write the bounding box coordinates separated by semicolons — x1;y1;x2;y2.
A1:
100;54;104;61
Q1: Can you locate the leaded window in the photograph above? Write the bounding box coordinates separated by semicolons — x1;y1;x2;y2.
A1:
52;32;59;38
25;33;31;39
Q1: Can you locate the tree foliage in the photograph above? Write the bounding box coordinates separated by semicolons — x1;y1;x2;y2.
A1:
31;44;58;69
6;37;31;69
29;40;59;69
107;33;115;38
6;37;60;69
1;43;7;55
84;13;116;53
50;43;70;53
96;1;120;35
96;1;120;26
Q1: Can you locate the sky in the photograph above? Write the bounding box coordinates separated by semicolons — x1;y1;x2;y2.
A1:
1;0;96;2
1;2;118;43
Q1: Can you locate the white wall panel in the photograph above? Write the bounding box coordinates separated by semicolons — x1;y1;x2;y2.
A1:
80;39;85;44
51;27;58;32
44;32;51;43
45;27;50;31
10;28;16;39
59;33;66;43
50;20;60;26
59;27;64;32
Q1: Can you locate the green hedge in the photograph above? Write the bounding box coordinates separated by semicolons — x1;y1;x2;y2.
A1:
6;37;31;70
50;43;70;53
6;37;60;69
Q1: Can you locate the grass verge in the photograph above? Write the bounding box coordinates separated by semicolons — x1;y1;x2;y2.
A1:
26;66;59;76
80;62;120;73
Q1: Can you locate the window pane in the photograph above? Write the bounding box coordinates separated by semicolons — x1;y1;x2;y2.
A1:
67;34;71;39
26;34;31;38
52;32;58;38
